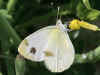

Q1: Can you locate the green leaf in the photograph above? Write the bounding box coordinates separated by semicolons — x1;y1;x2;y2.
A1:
82;0;91;9
0;72;3;75
0;0;3;8
7;0;18;14
86;9;100;21
0;12;21;46
76;1;100;21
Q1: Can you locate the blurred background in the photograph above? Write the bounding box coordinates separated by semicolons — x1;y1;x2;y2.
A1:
0;0;100;75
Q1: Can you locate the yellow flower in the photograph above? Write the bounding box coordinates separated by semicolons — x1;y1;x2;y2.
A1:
69;19;80;30
69;19;100;31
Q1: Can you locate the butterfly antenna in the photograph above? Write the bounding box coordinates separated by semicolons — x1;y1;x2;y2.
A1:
57;6;61;20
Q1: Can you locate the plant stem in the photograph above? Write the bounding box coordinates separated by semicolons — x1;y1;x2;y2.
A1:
15;55;26;75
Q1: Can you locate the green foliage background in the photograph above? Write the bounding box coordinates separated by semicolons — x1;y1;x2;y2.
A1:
0;0;100;75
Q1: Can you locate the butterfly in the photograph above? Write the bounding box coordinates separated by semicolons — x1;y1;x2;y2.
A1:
18;19;75;72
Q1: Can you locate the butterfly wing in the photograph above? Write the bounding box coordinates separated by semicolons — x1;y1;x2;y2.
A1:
18;24;75;72
44;29;75;72
18;26;56;62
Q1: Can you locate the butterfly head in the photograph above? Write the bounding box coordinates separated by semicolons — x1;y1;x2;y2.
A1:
56;19;67;32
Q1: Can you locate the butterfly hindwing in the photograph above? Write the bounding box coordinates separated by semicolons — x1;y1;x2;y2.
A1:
44;28;75;72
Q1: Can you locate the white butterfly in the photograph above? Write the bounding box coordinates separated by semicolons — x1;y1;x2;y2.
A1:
18;19;75;72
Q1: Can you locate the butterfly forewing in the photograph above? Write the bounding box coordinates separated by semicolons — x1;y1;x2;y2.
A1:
18;26;56;61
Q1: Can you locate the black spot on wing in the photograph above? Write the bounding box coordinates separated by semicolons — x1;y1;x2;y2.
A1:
30;47;36;54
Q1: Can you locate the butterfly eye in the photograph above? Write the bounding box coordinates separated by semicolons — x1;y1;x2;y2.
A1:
30;47;36;54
